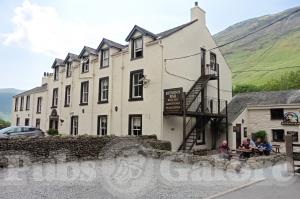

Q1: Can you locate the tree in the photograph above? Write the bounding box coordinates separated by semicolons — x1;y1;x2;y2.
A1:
0;118;11;129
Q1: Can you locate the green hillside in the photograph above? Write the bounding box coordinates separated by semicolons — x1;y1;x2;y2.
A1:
0;88;23;121
214;6;300;91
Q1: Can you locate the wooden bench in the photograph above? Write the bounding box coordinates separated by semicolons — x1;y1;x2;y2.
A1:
272;144;280;153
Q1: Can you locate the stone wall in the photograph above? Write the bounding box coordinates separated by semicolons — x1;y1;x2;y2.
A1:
0;135;171;168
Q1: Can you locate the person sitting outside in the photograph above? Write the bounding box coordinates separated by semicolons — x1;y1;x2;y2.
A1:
239;139;251;158
219;140;231;160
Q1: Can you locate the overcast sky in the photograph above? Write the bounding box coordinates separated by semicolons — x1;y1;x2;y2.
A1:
0;0;299;90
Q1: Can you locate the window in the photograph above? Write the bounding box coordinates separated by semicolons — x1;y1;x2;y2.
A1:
129;70;144;101
201;48;206;67
70;116;78;135
66;62;72;77
36;119;41;128
244;127;248;137
272;129;285;142
65;85;71;107
52;88;58;108
98;77;109;103
270;109;284;120
101;49;109;68
37;97;42;113
20;97;24;111
80;81;89;105
25;118;30;126
26;95;30;110
54;67;59;80
287;131;299;142
97;115;107;135
16;117;20;126
82;56;89;73
210;53;217;71
14;97;19;111
129;114;142;136
131;37;143;59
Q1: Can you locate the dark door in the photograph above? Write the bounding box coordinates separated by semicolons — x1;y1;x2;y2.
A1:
49;119;58;130
236;124;242;148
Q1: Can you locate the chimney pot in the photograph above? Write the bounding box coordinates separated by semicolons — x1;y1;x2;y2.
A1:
195;1;198;6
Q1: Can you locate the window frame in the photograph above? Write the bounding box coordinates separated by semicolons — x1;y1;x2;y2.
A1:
270;108;284;120
80;81;89;105
70;116;78;136
131;37;143;60
24;118;30;126
97;115;108;136
272;129;285;142
64;85;71;107
52;88;58;108
14;97;19;112
287;131;299;142
54;66;59;81
129;69;144;101
16;117;20;126
128;114;142;136
20;96;24;111
98;77;109;103
100;48;109;68
25;95;30;110
210;52;217;71
66;62;72;78
35;118;41;128
36;97;42;113
81;56;89;73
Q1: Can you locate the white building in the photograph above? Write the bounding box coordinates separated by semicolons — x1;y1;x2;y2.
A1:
228;90;300;151
11;3;232;151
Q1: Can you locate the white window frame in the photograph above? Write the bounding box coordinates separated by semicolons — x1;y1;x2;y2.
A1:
101;49;109;67
133;37;143;59
81;81;89;104
37;97;42;113
129;115;142;136
132;72;143;98
99;78;109;102
54;67;59;80
53;88;58;107
65;86;71;106
20;97;24;111
71;116;78;135
82;56;89;73
66;62;72;77
98;116;107;136
26;95;30;110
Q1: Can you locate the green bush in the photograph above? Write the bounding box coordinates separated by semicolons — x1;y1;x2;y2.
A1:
0;118;10;129
47;129;59;136
254;130;267;141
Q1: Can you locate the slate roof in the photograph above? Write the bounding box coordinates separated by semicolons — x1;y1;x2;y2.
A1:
14;84;48;97
78;46;98;58
227;90;300;124
51;58;64;68
157;19;198;39
64;53;80;63
125;19;198;42
96;38;126;51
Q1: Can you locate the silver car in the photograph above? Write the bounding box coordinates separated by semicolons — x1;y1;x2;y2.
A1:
0;126;45;139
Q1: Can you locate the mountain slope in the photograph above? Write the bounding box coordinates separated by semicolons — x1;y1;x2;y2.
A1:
0;88;23;121
214;6;300;87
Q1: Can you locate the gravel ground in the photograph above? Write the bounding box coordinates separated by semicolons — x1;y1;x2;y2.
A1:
0;156;292;199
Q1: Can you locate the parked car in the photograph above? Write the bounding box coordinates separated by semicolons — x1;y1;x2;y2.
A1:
0;126;45;139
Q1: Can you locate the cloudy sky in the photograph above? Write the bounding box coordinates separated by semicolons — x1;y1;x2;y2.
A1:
0;0;299;90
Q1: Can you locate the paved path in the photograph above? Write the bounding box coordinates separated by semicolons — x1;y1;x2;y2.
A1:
0;157;296;199
219;175;300;199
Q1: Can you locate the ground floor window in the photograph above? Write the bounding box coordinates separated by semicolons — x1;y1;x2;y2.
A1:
196;129;205;145
128;114;142;136
272;129;285;142
243;127;248;138
16;117;20;126
97;115;107;136
287;131;299;142
25;118;30;126
71;116;78;135
36;119;40;128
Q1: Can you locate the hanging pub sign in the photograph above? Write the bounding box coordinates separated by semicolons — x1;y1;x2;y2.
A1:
164;88;183;115
281;112;300;125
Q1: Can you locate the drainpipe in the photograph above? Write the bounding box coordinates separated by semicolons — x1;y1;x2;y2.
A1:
159;40;164;139
91;56;96;135
120;52;125;135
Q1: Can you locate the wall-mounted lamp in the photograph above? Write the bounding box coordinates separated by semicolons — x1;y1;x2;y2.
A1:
115;106;118;112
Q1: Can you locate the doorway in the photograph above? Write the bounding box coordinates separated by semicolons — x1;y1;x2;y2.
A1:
235;124;242;148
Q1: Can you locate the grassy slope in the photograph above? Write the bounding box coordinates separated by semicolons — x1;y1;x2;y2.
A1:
214;7;300;87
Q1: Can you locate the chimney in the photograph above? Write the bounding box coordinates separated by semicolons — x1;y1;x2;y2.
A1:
191;2;206;25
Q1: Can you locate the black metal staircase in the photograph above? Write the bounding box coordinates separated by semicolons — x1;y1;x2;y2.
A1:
177;64;228;152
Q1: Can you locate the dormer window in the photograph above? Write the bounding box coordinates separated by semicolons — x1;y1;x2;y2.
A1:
82;56;89;73
54;67;59;80
101;49;109;68
131;37;143;59
66;62;72;77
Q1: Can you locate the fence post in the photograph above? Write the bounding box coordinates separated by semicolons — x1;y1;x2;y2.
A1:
285;134;294;173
